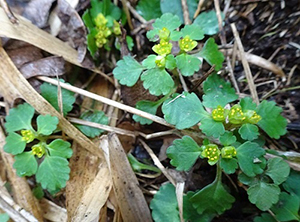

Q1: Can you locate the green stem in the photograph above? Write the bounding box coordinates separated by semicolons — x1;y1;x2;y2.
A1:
215;162;223;182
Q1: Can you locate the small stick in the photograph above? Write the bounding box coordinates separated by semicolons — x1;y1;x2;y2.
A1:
193;0;205;19
126;2;147;24
120;0;133;30
181;0;190;24
231;23;259;104
0;0;18;24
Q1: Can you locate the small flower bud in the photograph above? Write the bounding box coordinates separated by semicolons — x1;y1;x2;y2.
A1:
228;105;245;125
31;143;45;158
244;110;262;124
179;36;197;52
201;144;221;165
159;27;170;40
21;130;35;143
221;146;237;159
212;105;227;122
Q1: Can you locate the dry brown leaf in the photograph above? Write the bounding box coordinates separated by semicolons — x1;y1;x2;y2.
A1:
39;198;67;222
105;133;152;222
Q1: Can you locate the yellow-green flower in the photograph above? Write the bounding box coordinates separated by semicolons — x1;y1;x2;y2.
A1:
21;130;35;143
31;143;45;158
159;27;170;40
95;26;112;48
113;20;121;35
244;110;262;124
179;36;197;52
201;144;221;165
155;55;166;68
228;105;245;125
152;40;172;56
212;105;228;122
221;146;237;159
94;13;107;27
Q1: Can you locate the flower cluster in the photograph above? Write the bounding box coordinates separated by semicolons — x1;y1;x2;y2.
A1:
179;36;197;52
211;105;261;125
94;13;121;48
21;129;35;143
221;146;237;159
201;144;221;165
32;143;45;158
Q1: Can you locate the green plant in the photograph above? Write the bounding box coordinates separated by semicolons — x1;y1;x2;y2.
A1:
113;13;224;124
4;103;72;193
83;0;133;58
149;73;293;221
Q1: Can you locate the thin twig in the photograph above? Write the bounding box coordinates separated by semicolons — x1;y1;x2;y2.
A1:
0;0;18;24
120;0;133;30
36;76;173;128
181;0;190;24
126;1;147;24
139;139;176;186
230;23;259;104
193;0;205;19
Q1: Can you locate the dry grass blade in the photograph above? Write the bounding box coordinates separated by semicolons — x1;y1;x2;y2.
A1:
39;199;67;222
0;126;44;221
231;23;259;104
103;133;152;222
176;182;185;222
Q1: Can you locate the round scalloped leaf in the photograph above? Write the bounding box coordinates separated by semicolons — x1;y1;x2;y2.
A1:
236;142;266;177
141;68;174;96
193;10;223;35
36;156;70;192
240;97;257;111
271;192;300;222
46;139;73;158
190;179;235;215
133;100;160;125
4;132;27;155
40;80;75;116
113;56;144;87
199;117;225;138
167;136;202;171
265;157;290;185
5;103;34;132
13;152;38;177
256;100;287;139
150;183;180;222
152;13;181;31
142;55;157;69
199;38;224;71
181;24;204;40
202;73;238;108
37;115;59;136
175;54;201;76
165;54;176;70
283;170;300;199
76;111;109;138
220;158;238;174
162;92;208;129
248;181;280;211
219;131;236;146
238;123;259;141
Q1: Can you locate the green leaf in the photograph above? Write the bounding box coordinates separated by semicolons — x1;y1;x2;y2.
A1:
82;10;94;31
271;192;300;222
219;131;236;146
220;158;238;174
254;213;277;222
76;111;109;137
165;54;176;70
183;192;216;222
5;103;34;132
4;132;27;155
128;153;160;173
36;156;70;192
190;178;235;215
32;184;44;200
199;117;225;138
133;100;160;125
153;13;181;30
141;68;174;96
162;92;208;129
142;55;157;69
136;0;162;21
238;123;259;141
175;54;201;76
113;56;144;87
40;80;75;116
256;100;287;139
160;0;199;24
150;183;180;222
202;73;238;108
167;136;202;171
199;38;224;71
13;152;38;177
238;172;258;186
181;24;204;40
90;0;121;20
0;213;10;222
247;181;280;211
46;139;73;158
236;142;266;177
193;10;223;35
266;157;290;185
240;97;257;111
37;115;59;136
283;170;300;199
86;28;99;58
